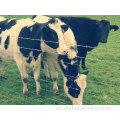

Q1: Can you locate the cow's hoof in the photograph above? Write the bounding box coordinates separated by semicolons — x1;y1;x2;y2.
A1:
37;90;44;98
45;76;50;80
53;91;59;96
82;66;88;70
38;94;45;98
23;92;30;97
0;75;7;79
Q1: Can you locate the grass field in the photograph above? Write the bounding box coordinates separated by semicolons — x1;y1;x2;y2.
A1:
0;15;120;105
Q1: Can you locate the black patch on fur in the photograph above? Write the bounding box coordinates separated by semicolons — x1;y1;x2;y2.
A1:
32;15;37;19
18;23;43;61
18;19;59;60
0;19;16;34
61;25;68;33
23;78;28;83
26;57;32;64
32;16;59;49
0;37;1;45
41;61;44;69
58;55;80;98
47;18;58;24
4;36;10;49
42;26;59;49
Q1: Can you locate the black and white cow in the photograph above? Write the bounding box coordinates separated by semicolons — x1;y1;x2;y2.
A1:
57;17;119;69
0;15;73;97
0;15;87;105
32;15;87;105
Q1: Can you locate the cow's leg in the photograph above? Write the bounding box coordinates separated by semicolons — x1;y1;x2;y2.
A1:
52;71;59;95
81;58;86;69
33;65;42;98
16;60;29;97
77;58;81;73
43;61;50;79
48;61;59;95
0;60;6;79
81;52;87;70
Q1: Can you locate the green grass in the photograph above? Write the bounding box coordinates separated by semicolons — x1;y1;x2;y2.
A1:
0;15;120;105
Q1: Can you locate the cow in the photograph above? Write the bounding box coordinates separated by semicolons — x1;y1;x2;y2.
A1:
57;17;119;69
0;15;73;98
0;15;87;105
32;15;87;105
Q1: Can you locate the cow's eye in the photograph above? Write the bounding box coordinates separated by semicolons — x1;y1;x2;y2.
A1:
70;46;78;53
70;46;75;50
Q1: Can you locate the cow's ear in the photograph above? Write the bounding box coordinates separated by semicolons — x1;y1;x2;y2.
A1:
110;25;119;31
61;25;68;33
32;15;37;19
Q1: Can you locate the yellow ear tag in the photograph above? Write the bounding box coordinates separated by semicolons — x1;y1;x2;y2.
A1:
111;29;115;32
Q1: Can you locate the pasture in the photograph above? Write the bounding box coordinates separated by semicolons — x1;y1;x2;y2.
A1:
0;15;120;105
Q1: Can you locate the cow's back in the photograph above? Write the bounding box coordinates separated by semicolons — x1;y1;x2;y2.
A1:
58;17;100;48
0;18;35;61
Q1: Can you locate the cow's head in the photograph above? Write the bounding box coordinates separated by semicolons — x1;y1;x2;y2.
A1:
61;25;78;60
58;55;87;105
32;15;69;55
55;18;78;60
64;74;86;105
97;20;119;43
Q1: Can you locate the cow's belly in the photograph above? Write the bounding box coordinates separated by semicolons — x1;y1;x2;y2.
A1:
0;47;14;61
42;52;62;73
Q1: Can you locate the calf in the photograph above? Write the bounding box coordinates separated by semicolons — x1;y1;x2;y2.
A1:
58;17;119;69
0;15;71;98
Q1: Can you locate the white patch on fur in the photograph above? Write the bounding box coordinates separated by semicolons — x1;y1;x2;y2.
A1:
41;39;57;53
0;16;6;22
60;59;67;69
32;15;51;23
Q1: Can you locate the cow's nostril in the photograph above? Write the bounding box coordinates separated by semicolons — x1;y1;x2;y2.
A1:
63;50;68;54
66;51;68;55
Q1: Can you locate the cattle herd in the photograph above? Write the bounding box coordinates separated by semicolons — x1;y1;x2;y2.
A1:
0;15;119;105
